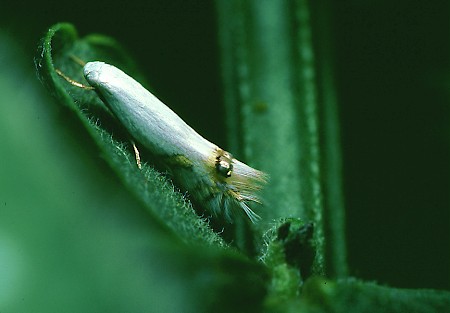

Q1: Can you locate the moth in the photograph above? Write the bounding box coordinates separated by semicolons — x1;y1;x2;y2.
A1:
57;61;267;222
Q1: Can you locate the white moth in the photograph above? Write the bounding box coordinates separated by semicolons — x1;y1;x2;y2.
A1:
63;61;267;222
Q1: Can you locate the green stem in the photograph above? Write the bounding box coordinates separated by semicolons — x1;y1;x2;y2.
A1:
216;0;347;276
310;0;348;278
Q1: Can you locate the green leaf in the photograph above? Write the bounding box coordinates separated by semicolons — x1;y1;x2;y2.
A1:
297;277;450;313
33;21;450;313
34;23;226;248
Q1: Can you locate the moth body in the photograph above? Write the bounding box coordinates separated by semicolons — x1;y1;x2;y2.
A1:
83;61;266;222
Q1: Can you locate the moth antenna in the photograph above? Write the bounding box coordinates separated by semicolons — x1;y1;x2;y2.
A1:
69;54;87;67
56;64;142;169
55;68;94;90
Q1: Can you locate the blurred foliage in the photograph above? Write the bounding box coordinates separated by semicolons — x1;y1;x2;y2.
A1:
296;278;450;313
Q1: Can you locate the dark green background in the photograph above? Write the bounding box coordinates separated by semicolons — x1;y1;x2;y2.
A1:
1;0;448;309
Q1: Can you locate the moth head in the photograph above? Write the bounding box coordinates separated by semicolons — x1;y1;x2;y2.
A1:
215;150;233;178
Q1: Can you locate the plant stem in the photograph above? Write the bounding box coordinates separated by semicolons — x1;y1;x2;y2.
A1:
216;0;347;276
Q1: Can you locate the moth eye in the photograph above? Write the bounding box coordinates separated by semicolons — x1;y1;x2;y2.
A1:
216;157;233;178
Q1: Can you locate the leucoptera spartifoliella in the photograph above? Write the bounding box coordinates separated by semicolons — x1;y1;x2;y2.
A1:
59;61;267;223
